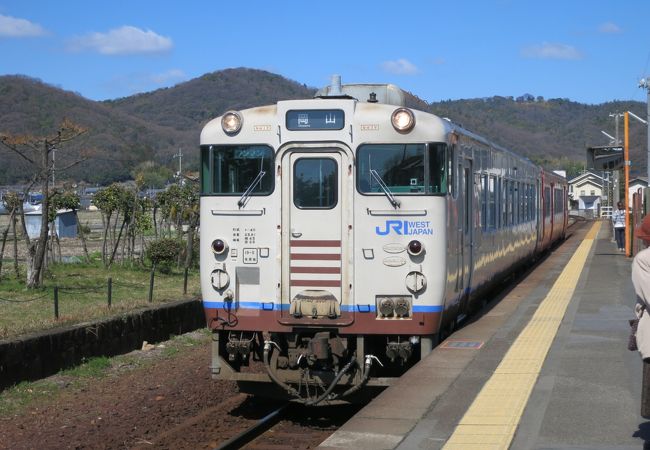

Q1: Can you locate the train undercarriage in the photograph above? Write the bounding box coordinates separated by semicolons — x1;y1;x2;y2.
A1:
211;329;436;405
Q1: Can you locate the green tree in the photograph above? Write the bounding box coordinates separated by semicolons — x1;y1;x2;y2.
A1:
94;184;127;267
132;161;173;189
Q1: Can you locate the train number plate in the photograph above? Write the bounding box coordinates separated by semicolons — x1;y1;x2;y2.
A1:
243;248;258;264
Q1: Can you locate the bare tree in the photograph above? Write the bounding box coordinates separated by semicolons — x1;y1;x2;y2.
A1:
0;119;86;288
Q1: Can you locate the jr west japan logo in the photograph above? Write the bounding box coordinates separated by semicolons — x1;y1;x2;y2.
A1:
375;220;433;236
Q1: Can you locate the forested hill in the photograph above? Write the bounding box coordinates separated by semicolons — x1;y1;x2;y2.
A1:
0;68;646;184
103;68;315;132
428;96;647;175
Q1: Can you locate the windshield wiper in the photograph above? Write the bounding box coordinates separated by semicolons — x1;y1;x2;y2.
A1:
238;170;266;208
370;169;400;209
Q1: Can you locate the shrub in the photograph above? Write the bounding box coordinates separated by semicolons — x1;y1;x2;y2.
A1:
146;238;182;273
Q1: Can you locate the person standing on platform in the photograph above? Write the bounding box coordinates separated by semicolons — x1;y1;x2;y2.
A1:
613;201;626;252
631;214;650;418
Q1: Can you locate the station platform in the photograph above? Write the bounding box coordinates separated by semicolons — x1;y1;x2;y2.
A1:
319;220;647;450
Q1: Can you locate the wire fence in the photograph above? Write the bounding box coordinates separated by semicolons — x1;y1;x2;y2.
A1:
0;292;50;303
0;268;199;325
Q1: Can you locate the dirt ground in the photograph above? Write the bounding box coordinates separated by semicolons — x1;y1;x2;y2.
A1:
0;332;240;450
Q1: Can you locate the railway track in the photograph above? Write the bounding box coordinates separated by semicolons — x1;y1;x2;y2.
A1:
215;403;288;450
226;402;365;450
131;391;366;450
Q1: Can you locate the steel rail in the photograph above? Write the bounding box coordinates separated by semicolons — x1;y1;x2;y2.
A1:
213;403;289;450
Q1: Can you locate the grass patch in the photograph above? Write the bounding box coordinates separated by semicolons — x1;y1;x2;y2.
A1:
0;381;59;417
0;258;201;339
61;356;111;379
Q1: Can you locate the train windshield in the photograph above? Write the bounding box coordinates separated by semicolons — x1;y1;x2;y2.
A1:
200;145;274;195
356;143;447;195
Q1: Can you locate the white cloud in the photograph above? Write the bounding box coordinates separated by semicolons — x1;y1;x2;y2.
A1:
599;22;622;34
381;58;419;75
0;14;46;37
149;69;186;85
521;43;583;60
68;25;172;55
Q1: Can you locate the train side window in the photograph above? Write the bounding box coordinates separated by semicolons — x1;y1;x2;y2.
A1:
428;143;447;194
501;178;507;227
516;182;521;224
554;188;563;214
201;145;212;193
496;177;502;229
480;174;488;230
449;145;457;198
503;180;509;226
488;175;496;229
509;181;512;225
520;183;524;223
544;187;551;218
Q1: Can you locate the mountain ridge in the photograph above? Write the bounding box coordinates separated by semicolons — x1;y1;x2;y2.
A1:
0;68;646;184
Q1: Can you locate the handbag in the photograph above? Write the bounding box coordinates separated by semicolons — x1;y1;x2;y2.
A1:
630;306;646;351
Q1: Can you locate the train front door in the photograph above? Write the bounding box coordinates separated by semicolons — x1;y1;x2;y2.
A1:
280;149;350;324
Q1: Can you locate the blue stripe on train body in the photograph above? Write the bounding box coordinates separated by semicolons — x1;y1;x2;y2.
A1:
203;301;443;313
375;220;433;236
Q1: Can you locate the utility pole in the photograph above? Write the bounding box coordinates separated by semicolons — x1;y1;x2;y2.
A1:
623;109;648;256
609;112;623;205
640;79;650;183
51;146;56;188
609;112;623;145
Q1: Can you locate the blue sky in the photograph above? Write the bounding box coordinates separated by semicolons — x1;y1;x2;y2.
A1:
1;0;649;105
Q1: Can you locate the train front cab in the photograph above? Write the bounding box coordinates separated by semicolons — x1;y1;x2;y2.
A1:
200;99;452;402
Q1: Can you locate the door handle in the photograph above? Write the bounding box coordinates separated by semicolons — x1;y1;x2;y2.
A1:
291;232;303;238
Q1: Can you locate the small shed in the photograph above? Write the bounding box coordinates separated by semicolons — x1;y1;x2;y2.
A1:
25;210;78;239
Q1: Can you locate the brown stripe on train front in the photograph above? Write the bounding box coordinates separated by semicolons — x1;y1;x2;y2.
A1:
290;266;341;274
290;240;341;247
290;253;341;260
290;279;342;287
204;308;441;334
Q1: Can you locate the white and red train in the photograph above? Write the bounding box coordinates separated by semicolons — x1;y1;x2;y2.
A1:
199;77;567;404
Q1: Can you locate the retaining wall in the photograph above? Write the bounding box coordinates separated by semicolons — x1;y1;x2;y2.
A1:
0;299;205;390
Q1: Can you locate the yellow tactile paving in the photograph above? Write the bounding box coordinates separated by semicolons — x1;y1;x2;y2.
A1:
443;221;601;450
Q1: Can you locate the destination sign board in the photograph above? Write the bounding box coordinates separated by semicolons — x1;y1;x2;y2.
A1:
286;110;344;131
586;146;624;170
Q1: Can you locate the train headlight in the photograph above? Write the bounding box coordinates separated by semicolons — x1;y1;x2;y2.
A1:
394;297;410;317
391;108;415;133
378;298;395;317
221;110;243;135
212;238;228;255
407;240;424;256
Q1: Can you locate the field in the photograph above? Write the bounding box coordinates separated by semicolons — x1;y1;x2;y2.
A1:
0;210;201;340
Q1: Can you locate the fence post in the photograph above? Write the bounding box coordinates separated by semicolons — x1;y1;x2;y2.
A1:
183;267;189;295
53;286;59;320
148;266;155;303
107;277;112;309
